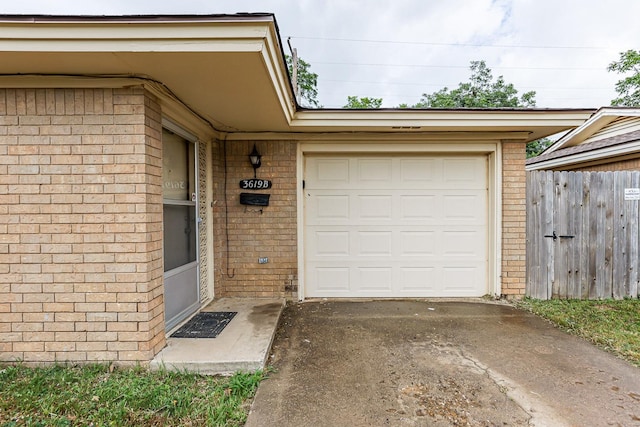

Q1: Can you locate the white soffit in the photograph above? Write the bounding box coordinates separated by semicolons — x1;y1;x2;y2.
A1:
0;15;296;133
290;109;594;142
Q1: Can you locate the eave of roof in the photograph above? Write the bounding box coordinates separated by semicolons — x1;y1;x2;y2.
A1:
541;107;640;155
526;128;640;170
0;14;595;139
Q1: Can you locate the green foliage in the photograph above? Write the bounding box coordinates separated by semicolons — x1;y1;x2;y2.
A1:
412;60;536;108
0;364;264;426
285;54;320;108
526;137;553;158
516;298;640;367
608;49;640;106
343;95;383;109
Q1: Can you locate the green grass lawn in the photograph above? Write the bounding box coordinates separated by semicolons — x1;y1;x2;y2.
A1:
0;364;263;427
515;298;640;367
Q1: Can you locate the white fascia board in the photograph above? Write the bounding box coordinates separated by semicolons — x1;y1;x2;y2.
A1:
259;22;297;124
0;20;271;52
526;139;640;171
290;110;593;132
545;107;640;154
224;131;531;141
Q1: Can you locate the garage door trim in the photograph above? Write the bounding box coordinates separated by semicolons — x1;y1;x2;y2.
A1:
296;141;502;300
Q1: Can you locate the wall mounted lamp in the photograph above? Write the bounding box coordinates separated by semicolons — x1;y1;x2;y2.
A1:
249;144;261;178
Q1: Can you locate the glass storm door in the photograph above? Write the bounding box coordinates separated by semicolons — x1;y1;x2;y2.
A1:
162;128;200;331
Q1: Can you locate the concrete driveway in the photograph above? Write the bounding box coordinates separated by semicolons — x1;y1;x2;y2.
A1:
245;300;640;427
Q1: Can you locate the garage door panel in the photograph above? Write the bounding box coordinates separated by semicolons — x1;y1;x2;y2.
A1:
400;195;436;220
358;195;393;219
400;231;435;256
358;231;392;256
313;195;350;221
442;157;486;188
305;154;488;298
442;231;484;257
315;158;350;185
359;159;392;183
314;231;350;256
357;267;393;292
443;195;486;222
442;266;484;295
315;267;350;292
400;267;437;292
399;158;438;183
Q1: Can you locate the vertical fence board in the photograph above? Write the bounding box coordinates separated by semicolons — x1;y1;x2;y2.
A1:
526;172;541;298
593;173;607;298
543;171;555;299
569;171;582;298
629;173;640;298
603;172;614;298
613;173;628;299
553;171;569;298
526;170;640;299
579;172;591;299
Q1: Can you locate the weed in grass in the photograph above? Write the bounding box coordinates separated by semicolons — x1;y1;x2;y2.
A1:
0;364;264;427
515;298;640;367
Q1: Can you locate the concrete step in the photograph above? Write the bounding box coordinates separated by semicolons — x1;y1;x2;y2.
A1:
150;298;284;375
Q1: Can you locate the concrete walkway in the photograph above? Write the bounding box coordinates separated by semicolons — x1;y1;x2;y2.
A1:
246;300;640;427
150;298;284;375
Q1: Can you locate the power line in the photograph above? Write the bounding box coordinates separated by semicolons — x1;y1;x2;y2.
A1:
289;35;610;50
312;61;604;71
320;78;612;91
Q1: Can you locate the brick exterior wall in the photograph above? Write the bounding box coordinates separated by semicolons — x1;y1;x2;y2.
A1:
501;141;527;296
212;140;298;299
0;87;165;363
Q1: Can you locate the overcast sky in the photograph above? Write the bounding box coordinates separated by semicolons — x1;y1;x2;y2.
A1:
3;0;639;109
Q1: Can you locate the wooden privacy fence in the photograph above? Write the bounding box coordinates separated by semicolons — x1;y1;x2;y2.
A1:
526;171;640;300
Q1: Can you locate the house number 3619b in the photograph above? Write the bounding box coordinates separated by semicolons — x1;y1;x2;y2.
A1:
239;179;272;190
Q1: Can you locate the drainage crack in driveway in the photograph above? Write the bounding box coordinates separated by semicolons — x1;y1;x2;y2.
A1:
457;347;569;427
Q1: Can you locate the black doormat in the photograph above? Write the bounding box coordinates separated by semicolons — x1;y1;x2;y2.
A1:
171;312;237;338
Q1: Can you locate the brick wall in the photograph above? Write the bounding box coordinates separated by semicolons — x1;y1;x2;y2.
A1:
212;140;298;298
501;141;526;296
0;87;165;363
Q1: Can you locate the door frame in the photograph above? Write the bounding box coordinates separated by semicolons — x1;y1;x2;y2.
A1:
296;139;501;300
162;118;201;332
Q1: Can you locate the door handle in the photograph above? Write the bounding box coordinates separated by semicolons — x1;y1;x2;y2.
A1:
543;231;574;241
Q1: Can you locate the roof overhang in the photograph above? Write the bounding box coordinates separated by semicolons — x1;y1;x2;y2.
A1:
0;14;594;140
287;109;593;142
527;107;640;170
542;107;640;154
526;140;640;171
0;14;297;135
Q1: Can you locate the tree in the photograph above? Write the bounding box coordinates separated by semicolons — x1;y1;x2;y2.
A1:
526;137;553;158
286;54;320;108
343;96;383;109
413;60;536;108
608;49;640;106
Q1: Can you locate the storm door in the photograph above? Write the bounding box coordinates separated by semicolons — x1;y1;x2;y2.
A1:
162;128;200;331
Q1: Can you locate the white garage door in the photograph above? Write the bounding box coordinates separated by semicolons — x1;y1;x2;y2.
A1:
304;155;488;298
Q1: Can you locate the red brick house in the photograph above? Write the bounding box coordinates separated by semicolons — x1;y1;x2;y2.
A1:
0;14;594;364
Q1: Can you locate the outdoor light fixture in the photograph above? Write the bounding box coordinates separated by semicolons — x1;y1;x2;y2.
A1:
249;144;261;178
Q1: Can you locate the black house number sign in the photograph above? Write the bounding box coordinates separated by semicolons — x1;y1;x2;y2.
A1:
239;179;272;190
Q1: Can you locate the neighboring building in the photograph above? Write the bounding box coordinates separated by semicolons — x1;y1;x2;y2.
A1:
526;107;640;171
0;14;594;364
